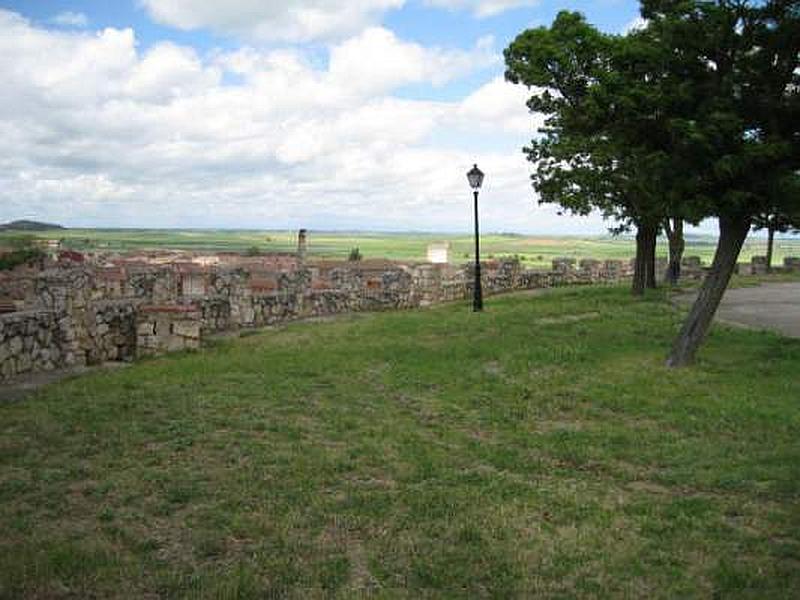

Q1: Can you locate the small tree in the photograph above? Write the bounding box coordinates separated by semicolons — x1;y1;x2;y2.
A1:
348;247;363;262
0;235;44;271
752;210;799;272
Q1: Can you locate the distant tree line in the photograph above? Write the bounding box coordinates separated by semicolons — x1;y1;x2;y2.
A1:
505;0;799;366
0;235;45;271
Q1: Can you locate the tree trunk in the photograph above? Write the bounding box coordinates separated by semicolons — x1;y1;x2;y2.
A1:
633;222;659;295
632;226;647;296
664;217;685;286
666;215;751;368
644;223;658;290
766;225;775;273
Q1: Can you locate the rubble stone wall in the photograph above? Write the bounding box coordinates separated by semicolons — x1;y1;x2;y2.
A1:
749;255;800;274
1;254;713;384
0;311;78;381
136;306;202;357
85;301;138;365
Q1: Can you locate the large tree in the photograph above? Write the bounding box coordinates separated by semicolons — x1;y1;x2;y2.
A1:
646;0;800;366
506;1;799;366
504;12;693;296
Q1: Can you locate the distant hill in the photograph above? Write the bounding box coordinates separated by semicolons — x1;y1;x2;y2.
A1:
0;220;65;231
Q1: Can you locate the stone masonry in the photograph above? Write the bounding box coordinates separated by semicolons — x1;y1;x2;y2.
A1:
3;251;785;384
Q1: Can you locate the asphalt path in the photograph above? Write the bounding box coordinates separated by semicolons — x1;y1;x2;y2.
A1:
677;282;800;338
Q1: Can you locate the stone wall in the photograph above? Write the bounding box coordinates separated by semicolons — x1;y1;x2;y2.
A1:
748;255;800;275
85;301;138;365
0;254;686;384
751;256;769;275
0;311;78;381
136;305;201;357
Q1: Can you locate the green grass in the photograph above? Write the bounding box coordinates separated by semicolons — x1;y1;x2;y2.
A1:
3;228;799;267
1;287;799;597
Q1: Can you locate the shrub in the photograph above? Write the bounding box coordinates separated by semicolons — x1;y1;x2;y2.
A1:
348;247;362;262
0;247;44;271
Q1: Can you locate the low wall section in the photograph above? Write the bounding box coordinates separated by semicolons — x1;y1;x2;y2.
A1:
7;253;794;384
749;256;800;275
0;311;77;381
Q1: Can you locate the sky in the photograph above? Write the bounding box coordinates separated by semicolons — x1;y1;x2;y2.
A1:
0;0;685;234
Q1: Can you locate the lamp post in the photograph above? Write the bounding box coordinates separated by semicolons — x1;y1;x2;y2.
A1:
466;164;485;312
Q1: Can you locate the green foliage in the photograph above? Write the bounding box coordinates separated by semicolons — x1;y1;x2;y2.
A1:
1;288;798;595
505;1;800;228
639;0;800;221
6;234;37;250
504;11;685;231
752;176;800;236
506;1;800;361
244;245;263;256
0;235;44;271
348;247;363;261
753;212;800;236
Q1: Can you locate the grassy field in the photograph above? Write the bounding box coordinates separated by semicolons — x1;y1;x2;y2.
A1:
1;286;798;597
2;228;799;267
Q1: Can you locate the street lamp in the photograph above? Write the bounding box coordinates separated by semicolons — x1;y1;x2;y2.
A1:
466;164;484;312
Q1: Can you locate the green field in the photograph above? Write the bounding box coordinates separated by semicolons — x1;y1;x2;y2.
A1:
2;229;799;267
1;287;798;597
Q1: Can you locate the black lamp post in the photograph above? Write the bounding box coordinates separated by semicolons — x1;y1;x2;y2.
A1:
466;164;485;312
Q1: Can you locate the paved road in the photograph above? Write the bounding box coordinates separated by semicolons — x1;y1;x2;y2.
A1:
678;282;800;338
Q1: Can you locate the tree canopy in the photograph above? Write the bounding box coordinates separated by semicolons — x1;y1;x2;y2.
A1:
505;0;800;366
505;11;702;293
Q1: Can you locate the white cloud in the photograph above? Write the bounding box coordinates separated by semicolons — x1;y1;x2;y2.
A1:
125;43;221;101
456;76;537;133
425;0;538;18
623;17;648;33
140;0;405;42
0;9;611;233
327;27;498;95
51;11;88;28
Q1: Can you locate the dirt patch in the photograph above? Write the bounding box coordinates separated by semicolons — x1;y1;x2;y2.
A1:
535;312;601;326
346;540;376;590
531;419;587;433
483;361;504;377
0;362;131;403
627;480;672;495
318;523;378;590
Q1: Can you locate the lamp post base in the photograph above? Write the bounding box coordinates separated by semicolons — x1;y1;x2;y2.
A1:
473;264;483;312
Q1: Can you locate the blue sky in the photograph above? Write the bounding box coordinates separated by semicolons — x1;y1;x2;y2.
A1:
0;0;673;234
10;1;639;53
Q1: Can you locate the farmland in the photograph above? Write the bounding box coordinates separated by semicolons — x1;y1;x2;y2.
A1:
2;228;799;267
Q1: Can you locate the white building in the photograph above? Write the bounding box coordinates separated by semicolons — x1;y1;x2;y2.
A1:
427;242;451;264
